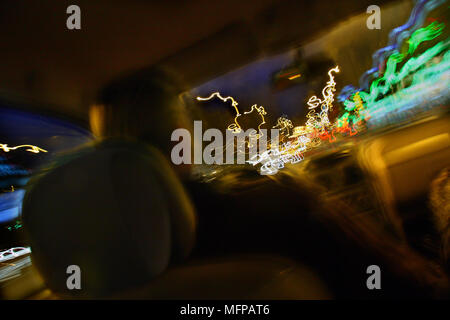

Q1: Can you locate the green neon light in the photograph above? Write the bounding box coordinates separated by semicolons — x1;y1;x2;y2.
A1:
408;21;444;55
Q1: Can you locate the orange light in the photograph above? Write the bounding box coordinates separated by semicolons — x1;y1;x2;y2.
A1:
288;74;301;80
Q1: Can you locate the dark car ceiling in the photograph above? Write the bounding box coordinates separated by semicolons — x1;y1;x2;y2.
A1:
0;0;398;125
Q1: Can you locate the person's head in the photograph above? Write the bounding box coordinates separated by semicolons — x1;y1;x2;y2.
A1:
90;66;195;155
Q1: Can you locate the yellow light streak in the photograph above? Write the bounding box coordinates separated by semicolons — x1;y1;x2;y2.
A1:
306;66;340;131
197;92;242;133
0;144;47;154
196;66;340;175
273;116;293;139
196;91;267;139
243;104;267;140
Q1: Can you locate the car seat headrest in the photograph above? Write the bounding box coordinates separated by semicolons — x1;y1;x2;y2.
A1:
22;139;196;297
